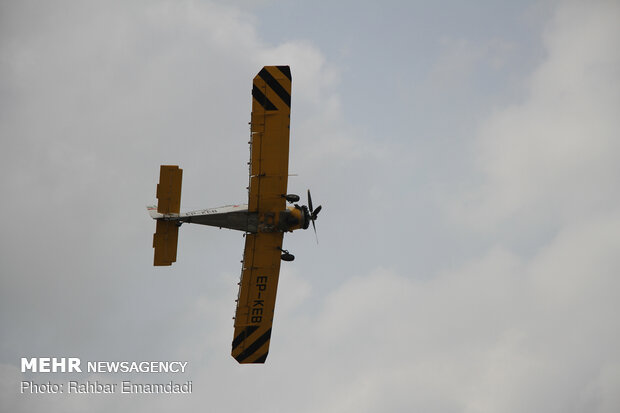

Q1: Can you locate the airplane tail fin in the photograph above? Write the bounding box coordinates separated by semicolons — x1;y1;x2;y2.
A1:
152;165;183;266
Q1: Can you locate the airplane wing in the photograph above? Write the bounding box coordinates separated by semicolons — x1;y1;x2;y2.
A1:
232;232;284;363
232;66;292;363
248;65;292;215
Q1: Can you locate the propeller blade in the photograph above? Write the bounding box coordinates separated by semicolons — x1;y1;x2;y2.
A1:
312;205;322;218
307;189;313;214
311;219;318;244
307;189;319;243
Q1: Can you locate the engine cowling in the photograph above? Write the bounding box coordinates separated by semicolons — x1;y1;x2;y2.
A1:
278;205;309;232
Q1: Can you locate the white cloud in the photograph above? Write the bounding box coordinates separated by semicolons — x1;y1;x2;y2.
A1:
0;0;342;371
2;1;620;412
269;210;619;412
450;0;620;231
248;1;620;411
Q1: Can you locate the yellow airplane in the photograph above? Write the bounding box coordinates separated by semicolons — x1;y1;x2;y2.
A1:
148;66;321;364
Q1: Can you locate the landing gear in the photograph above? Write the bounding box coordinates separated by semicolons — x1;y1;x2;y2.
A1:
283;194;300;203
277;246;295;261
281;252;295;261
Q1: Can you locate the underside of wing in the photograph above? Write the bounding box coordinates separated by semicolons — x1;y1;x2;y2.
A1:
231;66;292;363
232;231;284;363
248;66;292;214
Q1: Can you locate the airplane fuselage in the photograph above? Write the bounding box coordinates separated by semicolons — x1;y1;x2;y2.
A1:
148;203;310;234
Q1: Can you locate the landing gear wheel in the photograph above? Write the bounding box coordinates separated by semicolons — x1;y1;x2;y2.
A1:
284;194;300;203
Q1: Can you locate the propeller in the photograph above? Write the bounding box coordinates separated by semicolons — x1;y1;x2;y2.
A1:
307;189;322;243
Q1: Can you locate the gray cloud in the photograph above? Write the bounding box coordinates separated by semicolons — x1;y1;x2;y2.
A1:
2;1;619;412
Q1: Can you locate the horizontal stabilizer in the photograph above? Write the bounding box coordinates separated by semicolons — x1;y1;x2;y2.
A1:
156;165;183;214
152;165;183;266
153;220;179;266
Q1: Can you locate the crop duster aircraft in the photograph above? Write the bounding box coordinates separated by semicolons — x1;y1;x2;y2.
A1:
148;66;321;364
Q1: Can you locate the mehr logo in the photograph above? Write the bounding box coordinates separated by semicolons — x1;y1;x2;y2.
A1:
21;358;82;373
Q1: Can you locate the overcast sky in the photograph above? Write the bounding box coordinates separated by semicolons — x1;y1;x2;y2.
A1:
1;0;619;412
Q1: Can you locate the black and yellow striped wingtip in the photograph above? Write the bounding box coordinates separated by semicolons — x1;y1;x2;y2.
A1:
232;326;272;364
251;66;292;112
